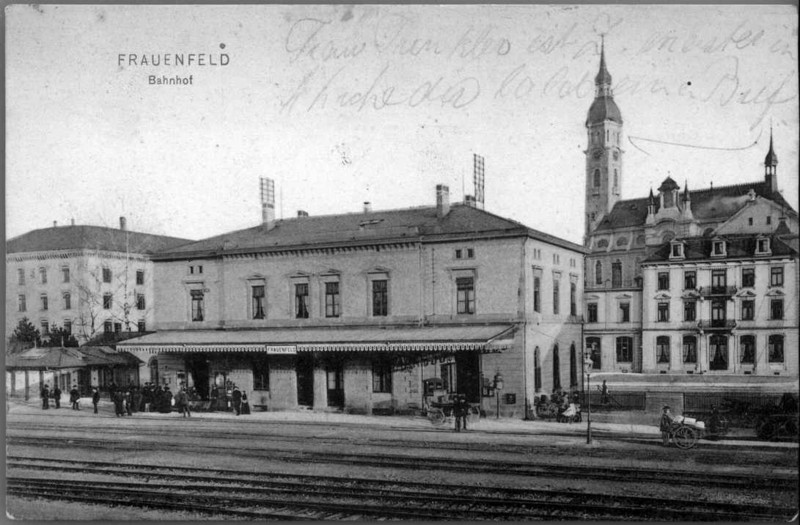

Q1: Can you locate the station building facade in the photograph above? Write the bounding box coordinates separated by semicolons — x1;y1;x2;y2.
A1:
582;43;799;382
119;188;585;418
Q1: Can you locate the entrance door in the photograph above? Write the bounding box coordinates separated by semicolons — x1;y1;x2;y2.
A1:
185;353;211;399
455;352;481;403
296;353;314;407
326;364;344;408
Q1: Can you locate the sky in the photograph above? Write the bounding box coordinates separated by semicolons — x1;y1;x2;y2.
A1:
5;4;798;246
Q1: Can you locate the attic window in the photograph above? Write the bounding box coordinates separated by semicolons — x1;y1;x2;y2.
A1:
670;242;684;259
756;238;771;255
712;240;726;257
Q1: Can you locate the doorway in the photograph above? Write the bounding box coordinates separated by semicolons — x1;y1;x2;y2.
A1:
185;353;211;399
455;352;481;403
296;353;314;407
326;363;344;408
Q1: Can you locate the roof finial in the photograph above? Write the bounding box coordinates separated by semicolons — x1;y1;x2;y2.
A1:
595;34;612;87
765;121;778;167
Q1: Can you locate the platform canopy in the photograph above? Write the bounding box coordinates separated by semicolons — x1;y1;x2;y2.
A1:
5;346;142;371
117;325;517;355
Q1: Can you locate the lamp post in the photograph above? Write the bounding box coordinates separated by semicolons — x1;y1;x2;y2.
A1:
493;372;504;419
584;350;594;444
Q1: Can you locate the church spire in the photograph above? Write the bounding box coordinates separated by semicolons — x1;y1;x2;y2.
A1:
765;125;778;192
595;35;613;88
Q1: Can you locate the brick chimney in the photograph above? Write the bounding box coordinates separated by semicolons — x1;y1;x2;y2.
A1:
53;221;58;228
464;195;476;208
297;210;309;218
363;201;372;214
436;184;450;218
260;177;276;230
119;216;127;230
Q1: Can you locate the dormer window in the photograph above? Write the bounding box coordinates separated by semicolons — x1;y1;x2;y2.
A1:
755;237;771;255
670;241;684;259
712;240;726;257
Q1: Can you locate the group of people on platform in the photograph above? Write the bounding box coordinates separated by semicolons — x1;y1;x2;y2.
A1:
39;381;251;417
39;384;82;411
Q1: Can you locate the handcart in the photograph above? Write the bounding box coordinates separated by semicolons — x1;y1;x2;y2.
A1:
668;415;705;449
425;393;480;426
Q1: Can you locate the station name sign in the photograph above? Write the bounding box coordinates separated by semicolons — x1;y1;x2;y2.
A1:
266;346;297;354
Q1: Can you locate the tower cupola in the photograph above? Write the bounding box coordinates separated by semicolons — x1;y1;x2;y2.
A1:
764;127;778;193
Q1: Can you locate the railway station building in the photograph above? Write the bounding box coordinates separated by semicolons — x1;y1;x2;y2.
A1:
581;42;799;388
119;187;586;418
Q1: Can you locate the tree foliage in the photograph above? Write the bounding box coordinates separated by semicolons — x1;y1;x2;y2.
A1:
11;317;41;345
43;325;79;347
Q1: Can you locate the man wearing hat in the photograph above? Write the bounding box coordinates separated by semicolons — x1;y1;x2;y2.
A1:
660;405;674;446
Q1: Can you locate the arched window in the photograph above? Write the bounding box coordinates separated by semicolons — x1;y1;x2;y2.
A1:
682;336;697;363
552;344;561;391
709;335;728;370
595;261;602;285
534;347;542;393
593;169;601;187
661;231;675;243
570;343;577;388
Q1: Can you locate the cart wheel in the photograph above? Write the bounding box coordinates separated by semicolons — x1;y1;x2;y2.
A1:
757;421;777;441
428;408;446;426
673;426;698;449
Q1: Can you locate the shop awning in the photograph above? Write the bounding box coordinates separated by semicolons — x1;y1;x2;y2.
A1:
117;325;517;354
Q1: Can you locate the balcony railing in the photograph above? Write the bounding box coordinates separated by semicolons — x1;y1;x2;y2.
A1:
698;286;737;298
696;320;737;332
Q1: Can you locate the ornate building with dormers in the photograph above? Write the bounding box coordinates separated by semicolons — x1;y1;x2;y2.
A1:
582;44;799;383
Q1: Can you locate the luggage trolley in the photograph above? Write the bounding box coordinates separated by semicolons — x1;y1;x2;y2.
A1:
668;415;706;449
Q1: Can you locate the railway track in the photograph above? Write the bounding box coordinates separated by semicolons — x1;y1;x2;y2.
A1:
7;434;796;491
8;457;795;521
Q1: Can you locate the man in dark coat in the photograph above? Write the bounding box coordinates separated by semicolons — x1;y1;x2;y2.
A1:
231;386;242;415
41;384;50;410
159;386;173;413
52;385;62;409
113;390;125;417
91;388;100;414
108;381;117;402
69;385;80;410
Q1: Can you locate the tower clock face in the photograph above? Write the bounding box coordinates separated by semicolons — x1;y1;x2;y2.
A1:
613;150;619;161
592;149;603;160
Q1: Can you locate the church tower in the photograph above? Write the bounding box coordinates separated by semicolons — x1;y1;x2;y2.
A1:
585;38;623;243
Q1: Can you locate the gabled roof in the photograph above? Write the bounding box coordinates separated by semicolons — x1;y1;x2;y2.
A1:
154;204;584;259
5;346;142;370
643;234;798;263
6;225;193;255
593;180;796;233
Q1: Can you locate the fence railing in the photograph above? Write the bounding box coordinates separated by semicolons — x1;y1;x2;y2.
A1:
683;392;785;428
580;391;646;410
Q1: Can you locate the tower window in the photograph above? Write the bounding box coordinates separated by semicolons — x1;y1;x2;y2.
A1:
593;169;600;187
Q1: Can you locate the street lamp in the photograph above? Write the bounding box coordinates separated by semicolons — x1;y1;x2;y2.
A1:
493;372;504;419
584;350;594;444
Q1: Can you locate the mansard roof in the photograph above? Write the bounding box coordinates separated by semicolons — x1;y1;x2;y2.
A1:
643;234;798;263
592;180;796;233
6;225;193;255
155;203;585;259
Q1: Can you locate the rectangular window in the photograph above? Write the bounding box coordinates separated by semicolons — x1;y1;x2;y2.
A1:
455;249;462;259
711;299;726;324
770;299;784;320
325;282;340;318
682;336;697;363
657;302;669;322
40;268;47;284
41;321;49;335
137;320;146;332
41;294;48;311
63;292;71;310
63;320;72;335
587;303;598;323
611;262;622;288
115;323;122;333
62;267;70;283
295;283;309;319
671;244;682;257
104;320;112;333
619;303;630;323
102;267;112;283
372;280;388;317
372;359;392;393
467;248;474;258
456;277;475;315
657;272;670;291
768;335;784;363
771;267;784;287
570;282;577;316
253;355;270;391
136;270;145;285
18;295;26;312
441;363;456;392
136;294;146;311
251;285;265;319
533;277;541;313
684;271;696;290
103;293;112;310
18;269;25;285
740;335;755;364
741;300;754;321
683;301;696;322
552;279;560;315
713;241;725;255
711;269;727;292
616;337;633;363
656;336;670;363
191;290;204;322
757;238;770;253
741;268;755;288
